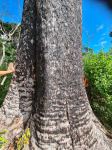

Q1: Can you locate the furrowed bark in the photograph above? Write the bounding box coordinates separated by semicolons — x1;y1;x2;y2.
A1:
0;0;37;143
16;0;37;123
0;0;112;150
29;0;112;149
0;76;21;128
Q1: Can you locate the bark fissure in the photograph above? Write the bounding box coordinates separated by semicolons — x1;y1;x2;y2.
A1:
66;98;75;150
16;0;37;123
0;0;112;150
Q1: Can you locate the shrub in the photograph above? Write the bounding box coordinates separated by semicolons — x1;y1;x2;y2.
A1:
0;33;16;106
0;130;8;149
83;50;112;130
0;46;15;106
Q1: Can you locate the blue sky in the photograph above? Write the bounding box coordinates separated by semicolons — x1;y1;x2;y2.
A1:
83;0;112;52
0;0;23;23
0;0;112;52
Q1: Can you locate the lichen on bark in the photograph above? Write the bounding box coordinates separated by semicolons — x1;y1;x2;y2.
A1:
0;0;112;150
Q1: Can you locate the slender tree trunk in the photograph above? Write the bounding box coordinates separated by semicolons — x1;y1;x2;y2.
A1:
0;0;112;149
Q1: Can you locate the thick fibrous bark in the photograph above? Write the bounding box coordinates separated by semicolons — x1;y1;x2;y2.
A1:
16;0;37;123
0;76;20;127
0;0;112;149
0;0;37;143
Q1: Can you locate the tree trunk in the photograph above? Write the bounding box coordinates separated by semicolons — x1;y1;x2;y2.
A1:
0;0;112;149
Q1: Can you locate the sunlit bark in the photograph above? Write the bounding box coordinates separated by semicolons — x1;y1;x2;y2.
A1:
0;0;112;149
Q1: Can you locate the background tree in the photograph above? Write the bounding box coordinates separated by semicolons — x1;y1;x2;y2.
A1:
0;0;112;149
0;0;21;106
83;50;112;130
82;46;93;56
0;22;20;82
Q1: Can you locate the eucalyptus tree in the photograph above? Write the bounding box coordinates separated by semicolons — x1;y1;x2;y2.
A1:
0;0;112;149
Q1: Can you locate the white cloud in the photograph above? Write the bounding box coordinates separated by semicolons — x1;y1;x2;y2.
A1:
100;40;107;47
96;24;104;31
102;33;106;36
